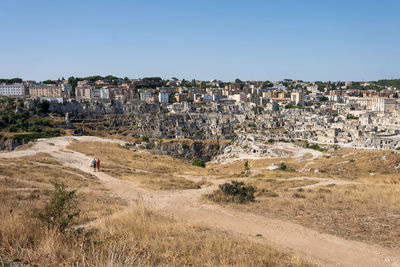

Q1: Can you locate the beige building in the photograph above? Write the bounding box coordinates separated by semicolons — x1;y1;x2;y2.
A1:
348;97;397;113
29;84;71;99
140;89;155;103
75;85;92;100
290;92;304;106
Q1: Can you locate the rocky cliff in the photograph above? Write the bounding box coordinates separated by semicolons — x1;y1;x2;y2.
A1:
0;137;30;151
131;139;228;162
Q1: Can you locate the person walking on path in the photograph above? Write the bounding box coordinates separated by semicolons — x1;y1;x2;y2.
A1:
96;158;101;172
92;158;97;172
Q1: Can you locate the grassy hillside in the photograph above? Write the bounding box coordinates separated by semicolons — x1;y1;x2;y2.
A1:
0;153;310;267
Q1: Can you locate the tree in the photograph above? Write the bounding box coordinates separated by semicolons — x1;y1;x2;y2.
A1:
235;78;242;84
262;81;273;89
36;181;80;232
169;92;176;103
0;78;22;84
43;80;56;84
319;96;329;102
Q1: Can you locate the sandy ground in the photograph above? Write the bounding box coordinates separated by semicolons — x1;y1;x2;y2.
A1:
2;136;400;267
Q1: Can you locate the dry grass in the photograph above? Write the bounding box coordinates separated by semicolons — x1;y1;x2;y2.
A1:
0;155;311;267
249;178;317;198
209;149;400;184
0;155;126;227
0;157;100;190
221;183;400;248
19;152;62;165
206;148;400;248
301;149;400;183
0;204;311;267
208;158;305;178
67;141;210;190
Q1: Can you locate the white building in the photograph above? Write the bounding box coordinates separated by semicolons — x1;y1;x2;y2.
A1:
0;83;27;97
159;90;170;103
372;98;396;113
228;93;247;104
92;88;109;99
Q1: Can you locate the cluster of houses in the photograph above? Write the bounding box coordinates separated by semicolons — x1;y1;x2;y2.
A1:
1;78;399;109
2;77;400;149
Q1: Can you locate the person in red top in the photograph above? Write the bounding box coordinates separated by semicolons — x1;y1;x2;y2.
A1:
96;158;101;171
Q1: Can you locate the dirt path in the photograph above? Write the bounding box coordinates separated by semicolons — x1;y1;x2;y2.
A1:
2;136;400;267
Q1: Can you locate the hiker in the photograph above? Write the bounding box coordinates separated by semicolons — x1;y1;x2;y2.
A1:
96;158;101;172
91;158;97;172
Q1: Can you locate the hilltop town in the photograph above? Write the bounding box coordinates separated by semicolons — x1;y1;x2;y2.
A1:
1;76;400;150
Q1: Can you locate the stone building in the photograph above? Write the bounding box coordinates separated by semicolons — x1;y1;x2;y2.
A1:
29;84;71;99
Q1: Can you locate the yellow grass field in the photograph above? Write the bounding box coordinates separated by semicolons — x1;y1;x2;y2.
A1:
0;152;311;267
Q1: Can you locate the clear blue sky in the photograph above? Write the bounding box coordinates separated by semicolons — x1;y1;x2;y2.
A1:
1;0;399;82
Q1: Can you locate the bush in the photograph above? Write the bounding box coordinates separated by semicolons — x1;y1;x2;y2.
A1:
218;181;256;203
73;127;87;136
192;158;205;168
36;181;80;232
305;143;326;152
279;163;296;172
279;163;288;171
12;129;61;142
8;125;18;132
36;101;50;114
28;124;42;132
244;161;250;171
141;136;149;142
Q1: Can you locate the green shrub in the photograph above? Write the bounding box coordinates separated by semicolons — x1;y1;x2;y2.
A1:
36;181;80;232
36;101;50;114
73;127;87;136
218;181;256;203
279;163;296;172
244;161;250;171
141;136;149;142
31;117;52;127
12;129;61;142
192;158;205;168
346;115;359;120
305;143;326;152
8;125;18;132
279;163;288;171
28;124;42;132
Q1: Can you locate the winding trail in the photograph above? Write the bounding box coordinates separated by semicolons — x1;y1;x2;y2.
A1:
2;136;400;267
